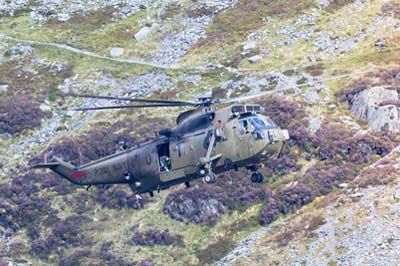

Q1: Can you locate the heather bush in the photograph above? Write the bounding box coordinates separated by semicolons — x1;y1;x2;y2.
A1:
339;68;400;103
47;215;92;248
301;161;358;195
130;229;184;247
0;96;50;135
59;250;92;266
30;239;50;260
382;1;400;19
95;241;132;266
94;185;146;210
264;152;300;178
312;122;394;163
353;159;398;187
278;182;317;214
141;260;154;266
379;100;400;107
259;197;280;225
164;172;267;225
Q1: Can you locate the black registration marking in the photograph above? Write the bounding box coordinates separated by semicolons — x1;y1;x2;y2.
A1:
94;166;110;176
93;162;125;176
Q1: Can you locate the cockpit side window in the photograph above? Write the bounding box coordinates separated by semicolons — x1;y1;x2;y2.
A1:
239;119;253;135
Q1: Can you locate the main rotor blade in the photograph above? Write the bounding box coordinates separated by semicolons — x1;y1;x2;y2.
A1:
219;88;287;104
74;103;190;111
219;70;372;104
66;93;197;105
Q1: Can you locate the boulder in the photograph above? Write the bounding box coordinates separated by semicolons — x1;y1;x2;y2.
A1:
110;47;124;57
374;40;387;48
350;87;398;120
134;25;156;41
57;13;70;22
368;105;400;133
0;82;8;93
248;55;262;63
243;41;257;51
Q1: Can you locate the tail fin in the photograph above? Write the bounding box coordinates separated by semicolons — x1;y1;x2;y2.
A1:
31;157;81;185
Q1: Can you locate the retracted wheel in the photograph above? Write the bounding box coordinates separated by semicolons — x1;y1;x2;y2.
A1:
251;172;259;183
204;172;217;183
251;172;264;183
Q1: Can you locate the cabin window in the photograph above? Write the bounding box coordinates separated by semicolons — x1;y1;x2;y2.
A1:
157;143;171;172
176;143;186;157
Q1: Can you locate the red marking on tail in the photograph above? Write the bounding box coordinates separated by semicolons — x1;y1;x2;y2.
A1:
71;171;86;179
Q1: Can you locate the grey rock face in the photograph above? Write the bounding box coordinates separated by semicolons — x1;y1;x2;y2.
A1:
368;105;400;133
151;0;238;65
350;87;398;120
134;25;156;41
0;0;28;16
349;87;399;133
4;44;35;59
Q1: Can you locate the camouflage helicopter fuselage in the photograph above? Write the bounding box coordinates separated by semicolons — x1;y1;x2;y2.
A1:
34;104;289;195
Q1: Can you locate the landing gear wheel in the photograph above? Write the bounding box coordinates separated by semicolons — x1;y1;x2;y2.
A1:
251;172;264;183
204;172;217;183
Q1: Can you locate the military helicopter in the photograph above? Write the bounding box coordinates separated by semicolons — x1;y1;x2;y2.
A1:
32;91;289;197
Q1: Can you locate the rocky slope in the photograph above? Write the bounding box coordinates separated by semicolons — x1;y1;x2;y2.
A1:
0;0;400;265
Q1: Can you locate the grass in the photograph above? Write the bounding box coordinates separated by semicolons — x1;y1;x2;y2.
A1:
183;0;317;67
0;7;160;58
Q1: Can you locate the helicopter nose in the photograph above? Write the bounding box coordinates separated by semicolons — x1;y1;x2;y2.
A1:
259;128;289;158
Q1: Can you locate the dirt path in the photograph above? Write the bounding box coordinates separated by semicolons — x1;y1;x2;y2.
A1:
0;34;180;70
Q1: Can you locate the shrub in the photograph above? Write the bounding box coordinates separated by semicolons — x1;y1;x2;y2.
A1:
59;250;92;266
93;185;146;210
379;100;400;107
30;239;50;260
278;182;317;214
353;159;398;187
264;152;300;178
259;197;280;225
164;172;267;225
130;229;184;247
338;68;400;103
312;122;395;163
47;215;92;248
381;1;400;19
301;161;358;195
0;96;50;135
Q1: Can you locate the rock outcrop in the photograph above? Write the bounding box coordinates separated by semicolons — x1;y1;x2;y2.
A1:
350;87;400;133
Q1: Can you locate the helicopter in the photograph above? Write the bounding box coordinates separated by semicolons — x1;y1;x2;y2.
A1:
32;91;289;197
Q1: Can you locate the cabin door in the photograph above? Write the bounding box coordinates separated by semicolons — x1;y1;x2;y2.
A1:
235;118;252;159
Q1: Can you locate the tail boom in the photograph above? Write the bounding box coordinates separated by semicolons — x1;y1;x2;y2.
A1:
31;157;82;185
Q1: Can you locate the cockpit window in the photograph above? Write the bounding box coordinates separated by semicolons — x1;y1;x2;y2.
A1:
238;115;278;138
250;117;266;129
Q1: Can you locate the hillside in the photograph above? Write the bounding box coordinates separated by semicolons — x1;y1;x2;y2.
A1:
0;0;399;266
